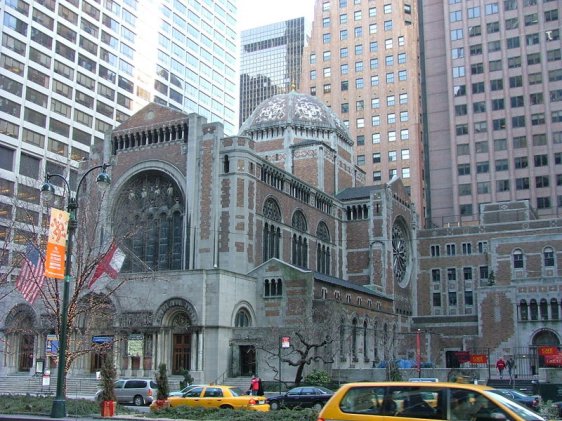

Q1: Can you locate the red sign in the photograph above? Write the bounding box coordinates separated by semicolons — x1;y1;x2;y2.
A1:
538;346;558;356
470;354;488;364
544;353;562;367
281;336;290;348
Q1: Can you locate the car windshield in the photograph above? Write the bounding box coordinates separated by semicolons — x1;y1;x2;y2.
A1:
316;386;333;394
229;387;245;397
483;391;545;421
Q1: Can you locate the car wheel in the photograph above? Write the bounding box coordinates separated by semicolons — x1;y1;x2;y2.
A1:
312;402;323;411
270;401;279;410
133;395;144;406
220;404;234;409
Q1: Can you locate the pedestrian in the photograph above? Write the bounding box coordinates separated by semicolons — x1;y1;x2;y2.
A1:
250;374;260;395
506;357;516;378
257;376;264;396
496;357;506;379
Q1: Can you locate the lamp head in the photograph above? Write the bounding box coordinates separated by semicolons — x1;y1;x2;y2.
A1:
96;167;111;191
41;179;56;203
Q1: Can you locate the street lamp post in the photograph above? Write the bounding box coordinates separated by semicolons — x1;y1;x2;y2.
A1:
41;164;111;419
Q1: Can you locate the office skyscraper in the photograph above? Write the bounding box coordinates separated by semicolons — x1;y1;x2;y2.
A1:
421;0;562;226
301;0;425;220
239;17;307;127
0;0;238;264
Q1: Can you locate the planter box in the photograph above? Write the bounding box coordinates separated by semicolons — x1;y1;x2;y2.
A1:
100;400;116;417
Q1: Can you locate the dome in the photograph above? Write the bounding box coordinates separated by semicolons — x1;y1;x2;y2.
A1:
239;90;352;144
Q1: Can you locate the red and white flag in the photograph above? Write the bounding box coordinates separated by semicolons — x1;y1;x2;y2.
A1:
16;243;46;304
89;243;125;288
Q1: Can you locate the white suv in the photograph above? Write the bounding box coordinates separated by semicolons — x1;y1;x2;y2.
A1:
95;378;158;406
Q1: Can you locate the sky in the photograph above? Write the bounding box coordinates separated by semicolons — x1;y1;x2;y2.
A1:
237;0;316;31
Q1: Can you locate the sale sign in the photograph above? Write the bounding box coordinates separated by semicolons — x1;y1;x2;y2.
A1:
470;354;488;364
44;208;69;279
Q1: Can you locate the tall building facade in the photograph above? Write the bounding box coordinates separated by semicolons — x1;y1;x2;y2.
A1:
301;0;425;221
239;17;307;127
421;0;562;227
0;0;238;272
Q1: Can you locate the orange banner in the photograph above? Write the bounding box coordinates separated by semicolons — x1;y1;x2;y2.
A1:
44;209;69;279
470;354;488;364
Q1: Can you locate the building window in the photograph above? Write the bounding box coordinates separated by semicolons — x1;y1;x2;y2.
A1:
292;210;308;268
430;245;440;257
263;198;281;260
234;308;251;326
513;249;524;269
264;279;283;298
544;247;555;267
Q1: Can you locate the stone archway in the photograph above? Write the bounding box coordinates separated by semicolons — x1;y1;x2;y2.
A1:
531;329;560;373
532;329;560;346
154;298;201;375
4;304;39;373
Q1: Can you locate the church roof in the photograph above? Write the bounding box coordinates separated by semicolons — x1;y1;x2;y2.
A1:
239;90;351;143
113;102;190;133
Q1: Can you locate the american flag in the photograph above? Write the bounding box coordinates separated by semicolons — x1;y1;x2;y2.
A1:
16;243;46;304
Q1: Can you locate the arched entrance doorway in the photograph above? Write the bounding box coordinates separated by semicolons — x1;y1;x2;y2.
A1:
532;329;561;372
4;304;38;373
154;298;200;375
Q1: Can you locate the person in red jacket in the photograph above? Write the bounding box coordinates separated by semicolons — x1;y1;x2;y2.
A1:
250;375;260;395
496;358;506;379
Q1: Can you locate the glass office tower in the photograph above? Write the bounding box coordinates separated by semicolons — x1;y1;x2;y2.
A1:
239;17;307;127
0;0;237;274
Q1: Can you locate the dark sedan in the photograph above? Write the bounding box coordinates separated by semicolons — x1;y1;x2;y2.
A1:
266;386;334;410
489;389;540;411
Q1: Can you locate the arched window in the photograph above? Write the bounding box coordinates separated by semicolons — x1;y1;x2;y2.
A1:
529;299;538;320
117;171;185;272
292;210;308;268
263;198;281;261
543;247;555;267
339;319;345;361
513;249;524;269
540;299;548;320
264;278;282;297
316;222;331;275
352;318;358;360
363;320;368;361
223;155;230;173
373;321;378;362
234;308;251;327
520;299;528;321
551;299;559;320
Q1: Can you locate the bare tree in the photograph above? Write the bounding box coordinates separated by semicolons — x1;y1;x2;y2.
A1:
256;299;345;386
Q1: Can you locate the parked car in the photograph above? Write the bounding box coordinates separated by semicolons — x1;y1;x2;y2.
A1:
316;381;546;421
151;385;269;412
168;384;206;397
489;388;540;411
95;378;158;406
266;386;334;410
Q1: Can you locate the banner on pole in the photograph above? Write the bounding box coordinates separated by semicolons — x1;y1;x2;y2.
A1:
45;209;69;279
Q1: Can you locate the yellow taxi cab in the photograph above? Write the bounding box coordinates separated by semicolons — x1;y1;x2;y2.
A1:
150;384;269;412
317;381;546;421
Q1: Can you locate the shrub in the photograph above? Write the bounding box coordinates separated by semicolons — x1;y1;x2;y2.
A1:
155;363;170;400
99;354;117;402
179;369;194;390
303;370;332;388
